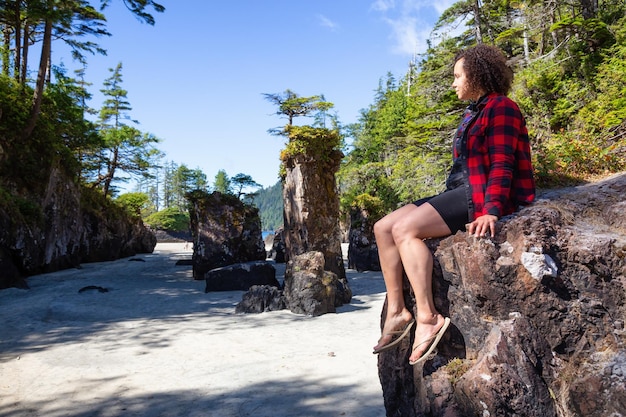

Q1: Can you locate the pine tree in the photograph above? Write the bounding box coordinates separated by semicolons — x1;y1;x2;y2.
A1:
213;170;231;194
92;63;161;197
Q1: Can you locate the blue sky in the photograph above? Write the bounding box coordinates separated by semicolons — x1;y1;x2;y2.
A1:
54;0;456;190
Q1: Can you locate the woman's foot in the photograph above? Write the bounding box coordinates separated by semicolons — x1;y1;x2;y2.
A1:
373;309;414;353
408;315;450;365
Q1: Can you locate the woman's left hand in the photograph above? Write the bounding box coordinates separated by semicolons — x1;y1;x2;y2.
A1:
467;214;498;238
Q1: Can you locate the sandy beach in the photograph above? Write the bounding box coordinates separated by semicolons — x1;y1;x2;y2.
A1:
0;243;388;417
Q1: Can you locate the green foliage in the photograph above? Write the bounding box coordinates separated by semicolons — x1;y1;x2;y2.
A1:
509;12;626;183
445;357;471;385
0;186;43;226
338;50;457;216
577;32;626;130
79;185;128;223
115;192;151;217
339;162;400;215
0;74;85;192
279;125;343;179
281;125;341;160
350;193;386;226
512;60;583;132
144;207;190;232
100;0;165;25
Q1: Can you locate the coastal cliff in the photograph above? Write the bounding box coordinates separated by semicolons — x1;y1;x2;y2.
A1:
0;167;156;289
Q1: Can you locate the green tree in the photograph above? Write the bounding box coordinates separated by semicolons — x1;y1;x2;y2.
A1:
91;63;162;197
231;173;260;200
144;206;189;231
263;89;334;135
0;0;164;140
171;164;207;207
213;169;230;194
98;62;135;128
115;191;150;217
160;160;178;209
45;65;100;171
187;167;209;192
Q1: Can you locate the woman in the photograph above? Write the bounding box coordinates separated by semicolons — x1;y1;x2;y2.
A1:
372;44;535;365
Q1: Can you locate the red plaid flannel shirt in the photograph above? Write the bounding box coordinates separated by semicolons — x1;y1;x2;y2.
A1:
459;93;535;220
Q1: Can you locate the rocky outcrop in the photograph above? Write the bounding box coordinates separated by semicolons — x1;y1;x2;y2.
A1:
267;227;286;263
347;206;381;272
187;191;266;279
235;285;287;313
283;251;352;316
282;147;346;282
377;173;626;417
0;167;156;289
205;261;279;292
237;127;352;316
281;140;351;312
153;229;192;243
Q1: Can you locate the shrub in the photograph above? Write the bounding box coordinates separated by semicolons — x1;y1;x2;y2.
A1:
144;207;190;231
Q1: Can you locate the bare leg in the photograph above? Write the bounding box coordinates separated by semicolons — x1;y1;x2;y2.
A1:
372;205;415;351
372;203;452;362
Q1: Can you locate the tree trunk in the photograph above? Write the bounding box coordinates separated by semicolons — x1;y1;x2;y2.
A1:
523;26;530;63
473;0;483;44
20;24;30;84
2;27;10;76
13;0;21;82
21;17;51;140
103;147;119;197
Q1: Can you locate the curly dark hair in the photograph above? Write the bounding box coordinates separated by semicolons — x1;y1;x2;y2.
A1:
454;44;513;96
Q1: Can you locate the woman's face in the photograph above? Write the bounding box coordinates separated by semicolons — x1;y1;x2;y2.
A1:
452;58;476;101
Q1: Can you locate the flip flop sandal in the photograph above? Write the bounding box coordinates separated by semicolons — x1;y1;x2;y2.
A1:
409;317;450;365
373;319;415;354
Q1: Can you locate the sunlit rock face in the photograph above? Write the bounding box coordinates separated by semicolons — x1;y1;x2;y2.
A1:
282;151;346;280
377;173;626;417
187;191;266;280
281;149;351;314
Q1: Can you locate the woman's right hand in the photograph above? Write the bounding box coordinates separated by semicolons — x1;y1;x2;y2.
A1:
466;214;497;238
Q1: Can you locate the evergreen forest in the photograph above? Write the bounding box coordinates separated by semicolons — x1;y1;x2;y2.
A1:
252;181;283;232
1;1;625;235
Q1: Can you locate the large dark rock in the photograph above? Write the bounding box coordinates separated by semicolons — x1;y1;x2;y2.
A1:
283;251;341;316
267;227;286;263
153;229;192;243
235;284;287;313
347;206;381;272
377;173;626;417
187;191;266;279
204;261;279;292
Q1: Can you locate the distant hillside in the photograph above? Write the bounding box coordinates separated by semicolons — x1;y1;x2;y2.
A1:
252;181;283;232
